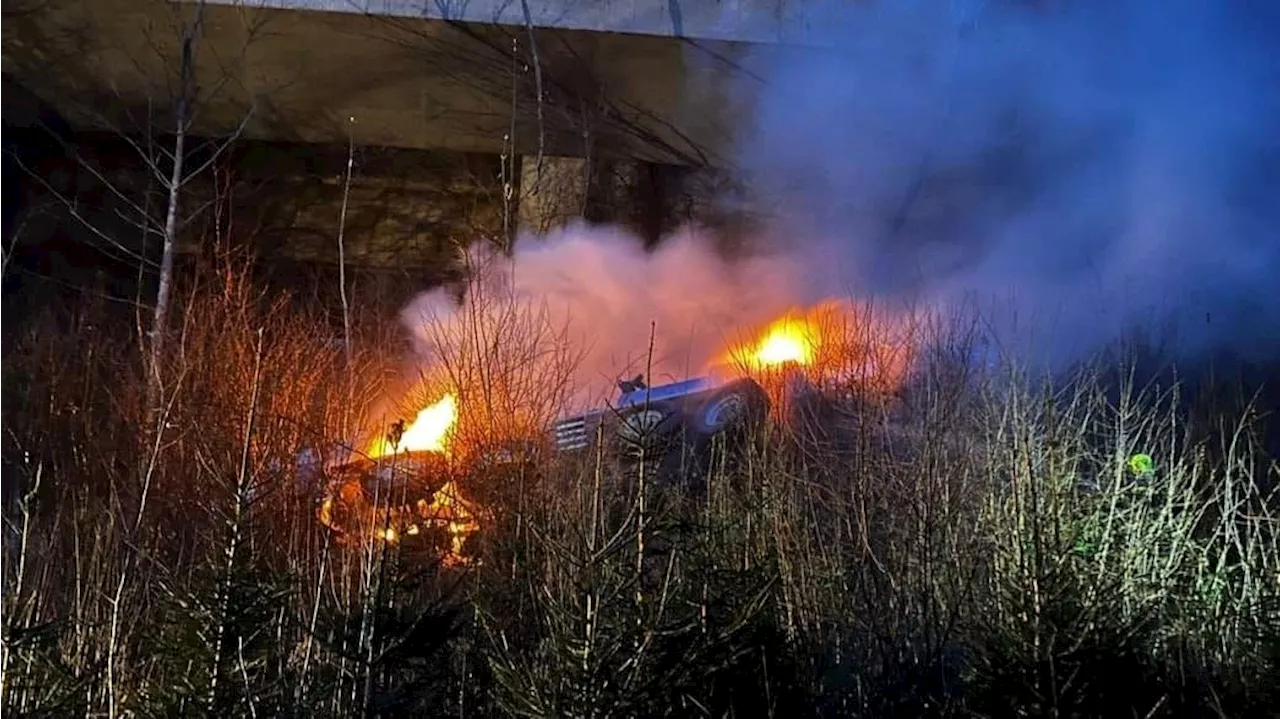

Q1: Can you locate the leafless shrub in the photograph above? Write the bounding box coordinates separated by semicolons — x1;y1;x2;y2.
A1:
4;212;1276;717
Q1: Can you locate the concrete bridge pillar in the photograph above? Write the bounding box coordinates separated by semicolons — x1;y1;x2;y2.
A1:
515;153;672;245
518;155;588;234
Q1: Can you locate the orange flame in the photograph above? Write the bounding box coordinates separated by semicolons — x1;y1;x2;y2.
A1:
368;393;458;458
715;308;825;374
319;472;481;566
750;316;820;368
317;391;481;566
367;480;481;567
711;300;914;401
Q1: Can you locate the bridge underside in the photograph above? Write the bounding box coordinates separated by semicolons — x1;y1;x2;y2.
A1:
4;0;775;167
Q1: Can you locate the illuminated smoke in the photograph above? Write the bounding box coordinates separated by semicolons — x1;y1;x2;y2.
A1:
400;223;812;410
725;0;1280;367
399;0;1279;405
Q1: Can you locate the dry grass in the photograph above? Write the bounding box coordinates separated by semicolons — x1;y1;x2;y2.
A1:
2;248;1277;718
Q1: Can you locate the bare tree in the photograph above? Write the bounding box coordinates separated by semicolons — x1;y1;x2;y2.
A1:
6;0;266;411
3;3;269;715
147;0;209;412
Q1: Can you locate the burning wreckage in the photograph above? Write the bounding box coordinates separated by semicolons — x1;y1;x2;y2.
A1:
311;372;777;566
311;302;913;566
315;450;482;567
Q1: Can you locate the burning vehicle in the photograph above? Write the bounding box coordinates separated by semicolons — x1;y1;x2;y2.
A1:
315;454;482;566
551;374;771;458
318;458;480;559
312;299;917;563
547;304;877;468
314;395;484;567
313;374;770;563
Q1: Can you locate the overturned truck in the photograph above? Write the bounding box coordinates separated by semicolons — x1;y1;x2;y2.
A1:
552;374;771;460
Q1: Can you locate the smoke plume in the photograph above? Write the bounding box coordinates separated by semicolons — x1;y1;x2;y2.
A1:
401;0;1279;407
400;224;812;409
727;0;1280;366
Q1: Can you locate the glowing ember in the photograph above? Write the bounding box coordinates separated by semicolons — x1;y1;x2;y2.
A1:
368;394;458;458
318;472;481;566
414;479;481;567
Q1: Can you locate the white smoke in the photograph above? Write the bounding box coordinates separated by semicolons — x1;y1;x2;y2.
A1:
399;222;811;410
398;0;1280;409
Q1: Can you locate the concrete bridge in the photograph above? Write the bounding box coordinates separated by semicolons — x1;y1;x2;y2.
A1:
4;0;841;265
248;0;831;44
4;0;828;166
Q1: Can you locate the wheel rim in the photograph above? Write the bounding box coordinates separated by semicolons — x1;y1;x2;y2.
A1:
618;409;666;444
703;393;745;430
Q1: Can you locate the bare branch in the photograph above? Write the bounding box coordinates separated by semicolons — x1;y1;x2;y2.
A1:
180;110;256;187
519;0;545;189
6;153;160;269
337;117;356;370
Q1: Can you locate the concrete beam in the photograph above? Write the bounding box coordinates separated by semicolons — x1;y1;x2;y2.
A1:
205;0;828;45
5;0;760;164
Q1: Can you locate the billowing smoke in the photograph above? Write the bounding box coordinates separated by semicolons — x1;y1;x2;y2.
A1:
399;0;1279;412
400;224;812;410
726;0;1280;367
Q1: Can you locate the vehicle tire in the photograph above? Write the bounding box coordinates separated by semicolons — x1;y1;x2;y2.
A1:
688;380;769;439
615;406;679;456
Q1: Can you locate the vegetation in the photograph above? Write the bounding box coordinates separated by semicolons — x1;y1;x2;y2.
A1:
3;5;1276;713
3;238;1277;718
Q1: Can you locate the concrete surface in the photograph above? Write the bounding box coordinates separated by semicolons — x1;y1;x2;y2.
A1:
228;0;831;45
3;0;777;165
519;155;587;232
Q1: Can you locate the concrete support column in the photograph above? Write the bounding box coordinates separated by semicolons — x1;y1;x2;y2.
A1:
516;155;739;247
518;155;587;234
598;158;659;246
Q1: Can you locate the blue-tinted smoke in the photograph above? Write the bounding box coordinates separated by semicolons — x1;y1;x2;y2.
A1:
727;0;1280;367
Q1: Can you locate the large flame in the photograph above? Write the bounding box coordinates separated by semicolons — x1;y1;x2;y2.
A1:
710;300;913;399
368;393;458;458
716;308;825;373
749;316;820;368
314;391;482;566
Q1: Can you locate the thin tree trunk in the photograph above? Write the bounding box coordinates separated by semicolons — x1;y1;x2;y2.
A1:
337;121;355;370
147;2;203;414
148;125;184;406
115;6;203;717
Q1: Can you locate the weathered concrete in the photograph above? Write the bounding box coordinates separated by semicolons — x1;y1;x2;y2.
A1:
244;146;505;268
518;155;587;233
4;0;805;266
5;127;503;267
236;0;832;45
3;0;768;165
